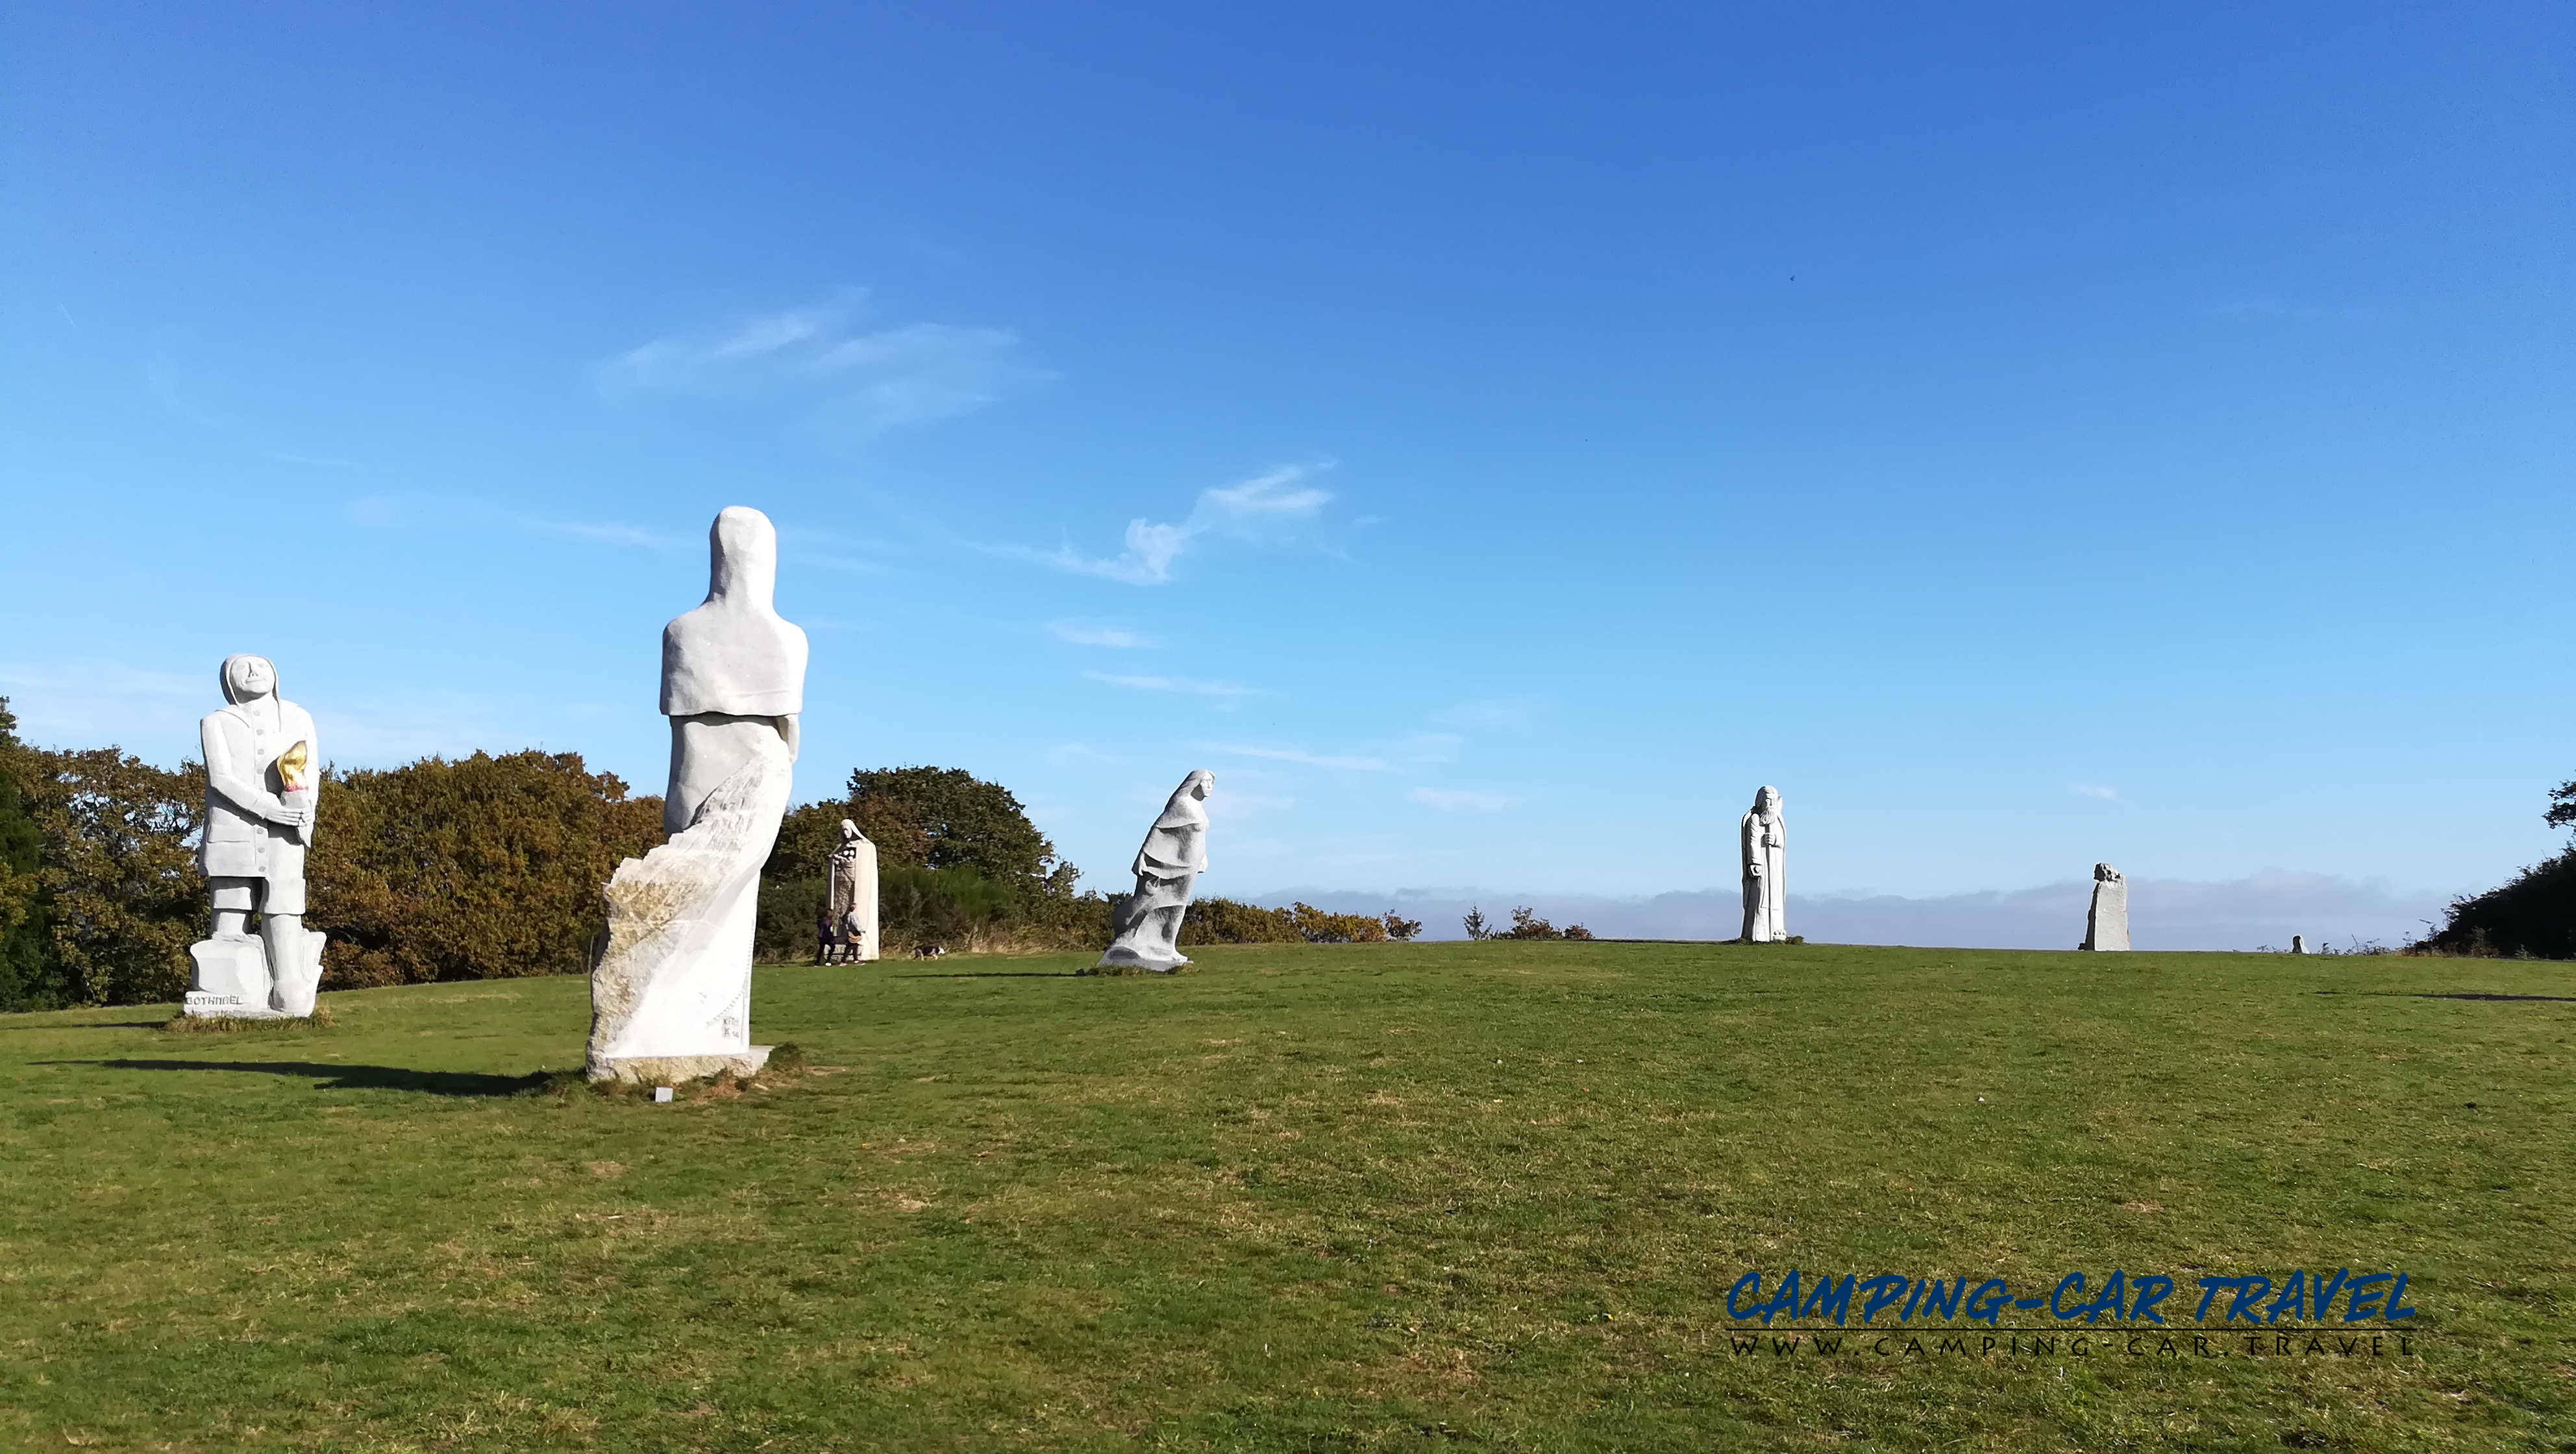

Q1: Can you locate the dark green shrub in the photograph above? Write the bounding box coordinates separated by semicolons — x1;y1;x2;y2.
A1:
756;875;831;962
1180;898;1302;945
2421;848;2576;959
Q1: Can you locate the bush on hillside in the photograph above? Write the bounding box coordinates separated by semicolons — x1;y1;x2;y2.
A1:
9;741;204;1007
1174;896;1297;946
1466;905;1593;942
2414;776;2576;958
311;751;665;985
2418;848;2576;959
1178;899;1426;947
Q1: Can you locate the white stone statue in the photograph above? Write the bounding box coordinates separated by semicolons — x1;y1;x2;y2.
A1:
826;818;878;963
1739;785;1787;943
186;654;327;1018
2081;863;2129;952
1095;770;1213;973
586;506;809;1082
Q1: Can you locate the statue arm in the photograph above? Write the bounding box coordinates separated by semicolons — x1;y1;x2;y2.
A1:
202;715;293;826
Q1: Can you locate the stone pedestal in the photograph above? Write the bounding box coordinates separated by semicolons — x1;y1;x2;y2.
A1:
589;1047;774;1085
184;928;329;1017
184;935;278;1018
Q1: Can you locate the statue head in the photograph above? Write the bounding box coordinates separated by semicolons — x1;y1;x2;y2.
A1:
1753;785;1780;815
2094;863;2122;883
839;817;863;844
704;506;780;609
219;654;277;705
1183;769;1214;801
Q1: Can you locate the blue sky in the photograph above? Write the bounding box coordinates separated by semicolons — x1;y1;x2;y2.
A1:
3;3;2570;941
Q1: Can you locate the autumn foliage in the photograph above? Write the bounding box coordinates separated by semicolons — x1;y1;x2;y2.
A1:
310;751;665;987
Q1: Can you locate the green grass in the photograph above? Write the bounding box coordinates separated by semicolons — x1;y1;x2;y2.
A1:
1;942;2570;1452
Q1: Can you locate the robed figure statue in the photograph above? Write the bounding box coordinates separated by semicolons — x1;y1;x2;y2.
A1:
825;818;879;963
586;506;809;1081
1739;785;1788;943
186;654;327;1017
1095;770;1214;973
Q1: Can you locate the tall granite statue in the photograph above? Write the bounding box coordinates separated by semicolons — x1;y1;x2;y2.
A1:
586;506;809;1082
826;818;878;963
1739;785;1788;943
1095;770;1213;973
2081;863;2129;952
186;654;327;1018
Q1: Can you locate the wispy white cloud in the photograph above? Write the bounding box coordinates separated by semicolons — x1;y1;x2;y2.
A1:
1009;465;1332;585
1407;787;1514;812
2202;295;2375;327
1211;790;1297;820
1047;621;1159;648
2073;783;2123;802
0;661;595;772
1084;671;1265;698
526;518;680;549
1207;743;1392;772
0;662;207;752
1435;696;1544;730
598;290;1044;437
1044;742;1121;766
145;356;365;468
342;493;680;550
1398;732;1466;762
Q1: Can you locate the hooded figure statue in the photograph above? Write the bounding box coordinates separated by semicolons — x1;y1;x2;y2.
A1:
825;818;879;963
586;506;809;1082
660;505;809;833
1095;770;1214;973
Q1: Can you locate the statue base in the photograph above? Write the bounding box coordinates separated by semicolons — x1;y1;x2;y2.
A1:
181;991;283;1019
1088;946;1191;975
184;937;277;1017
586;1046;773;1085
184;929;328;1017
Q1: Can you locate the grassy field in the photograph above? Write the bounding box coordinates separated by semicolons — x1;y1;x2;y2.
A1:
1;941;2570;1452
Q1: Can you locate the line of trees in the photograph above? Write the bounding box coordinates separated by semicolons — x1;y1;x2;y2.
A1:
0;698;1433;1009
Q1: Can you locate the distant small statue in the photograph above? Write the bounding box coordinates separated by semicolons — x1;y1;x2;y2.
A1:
1739;785;1788;943
187;654;327;1018
825;818;878;963
2081;863;2129;952
1096;770;1213;973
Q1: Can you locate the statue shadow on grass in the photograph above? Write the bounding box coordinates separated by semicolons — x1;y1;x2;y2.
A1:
891;970;1081;979
2327;991;2576;1004
43;1059;551;1097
